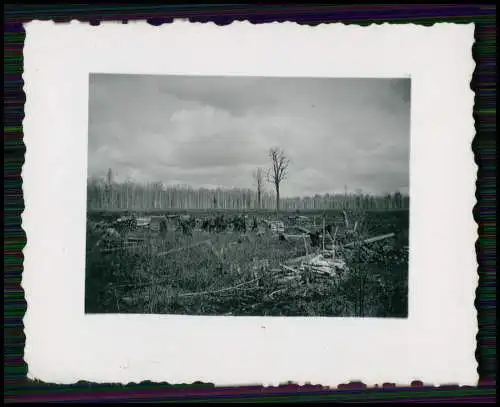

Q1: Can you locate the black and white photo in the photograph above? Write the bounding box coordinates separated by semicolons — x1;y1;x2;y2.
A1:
85;74;410;317
23;21;477;387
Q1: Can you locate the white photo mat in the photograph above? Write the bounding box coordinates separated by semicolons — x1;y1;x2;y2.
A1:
22;21;478;387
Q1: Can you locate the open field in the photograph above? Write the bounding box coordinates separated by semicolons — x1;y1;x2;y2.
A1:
85;209;409;317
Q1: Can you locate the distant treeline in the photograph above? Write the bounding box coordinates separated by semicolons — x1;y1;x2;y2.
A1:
87;178;409;212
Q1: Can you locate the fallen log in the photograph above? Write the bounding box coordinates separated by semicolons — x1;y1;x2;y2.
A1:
281;264;300;273
342;233;396;248
282;234;309;239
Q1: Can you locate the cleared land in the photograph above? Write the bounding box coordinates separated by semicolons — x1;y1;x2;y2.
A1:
85;209;409;317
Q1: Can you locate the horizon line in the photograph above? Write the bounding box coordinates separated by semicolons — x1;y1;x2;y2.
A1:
87;178;409;198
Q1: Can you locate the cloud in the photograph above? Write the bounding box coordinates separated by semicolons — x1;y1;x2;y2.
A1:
88;75;410;196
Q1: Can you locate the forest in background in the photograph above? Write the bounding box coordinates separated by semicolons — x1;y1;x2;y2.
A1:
87;169;409;212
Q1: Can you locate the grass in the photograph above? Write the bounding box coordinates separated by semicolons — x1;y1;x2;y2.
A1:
85;210;409;317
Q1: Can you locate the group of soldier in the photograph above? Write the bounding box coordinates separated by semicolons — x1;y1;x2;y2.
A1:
95;211;361;252
108;212;263;238
179;214;260;236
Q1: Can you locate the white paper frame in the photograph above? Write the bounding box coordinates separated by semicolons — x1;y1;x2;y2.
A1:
22;20;478;387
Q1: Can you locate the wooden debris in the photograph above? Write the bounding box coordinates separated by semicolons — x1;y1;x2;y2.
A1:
343;233;395;248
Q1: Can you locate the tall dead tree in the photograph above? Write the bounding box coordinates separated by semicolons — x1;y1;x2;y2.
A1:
106;168;114;209
253;167;264;209
267;147;290;215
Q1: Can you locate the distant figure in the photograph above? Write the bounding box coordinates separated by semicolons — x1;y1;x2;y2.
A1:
188;216;196;230
240;216;247;233
159;219;168;236
201;218;210;232
233;215;246;233
178;218;193;236
251;216;258;232
215;214;227;233
208;217;217;233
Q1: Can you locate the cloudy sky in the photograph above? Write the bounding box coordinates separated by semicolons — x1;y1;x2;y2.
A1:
88;74;410;197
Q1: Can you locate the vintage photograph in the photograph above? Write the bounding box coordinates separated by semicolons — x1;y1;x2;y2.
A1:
23;21;477;387
85;74;410;317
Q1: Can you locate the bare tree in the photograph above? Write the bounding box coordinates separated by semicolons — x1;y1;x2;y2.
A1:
253;168;265;209
106;168;114;185
267;147;290;215
105;168;114;209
